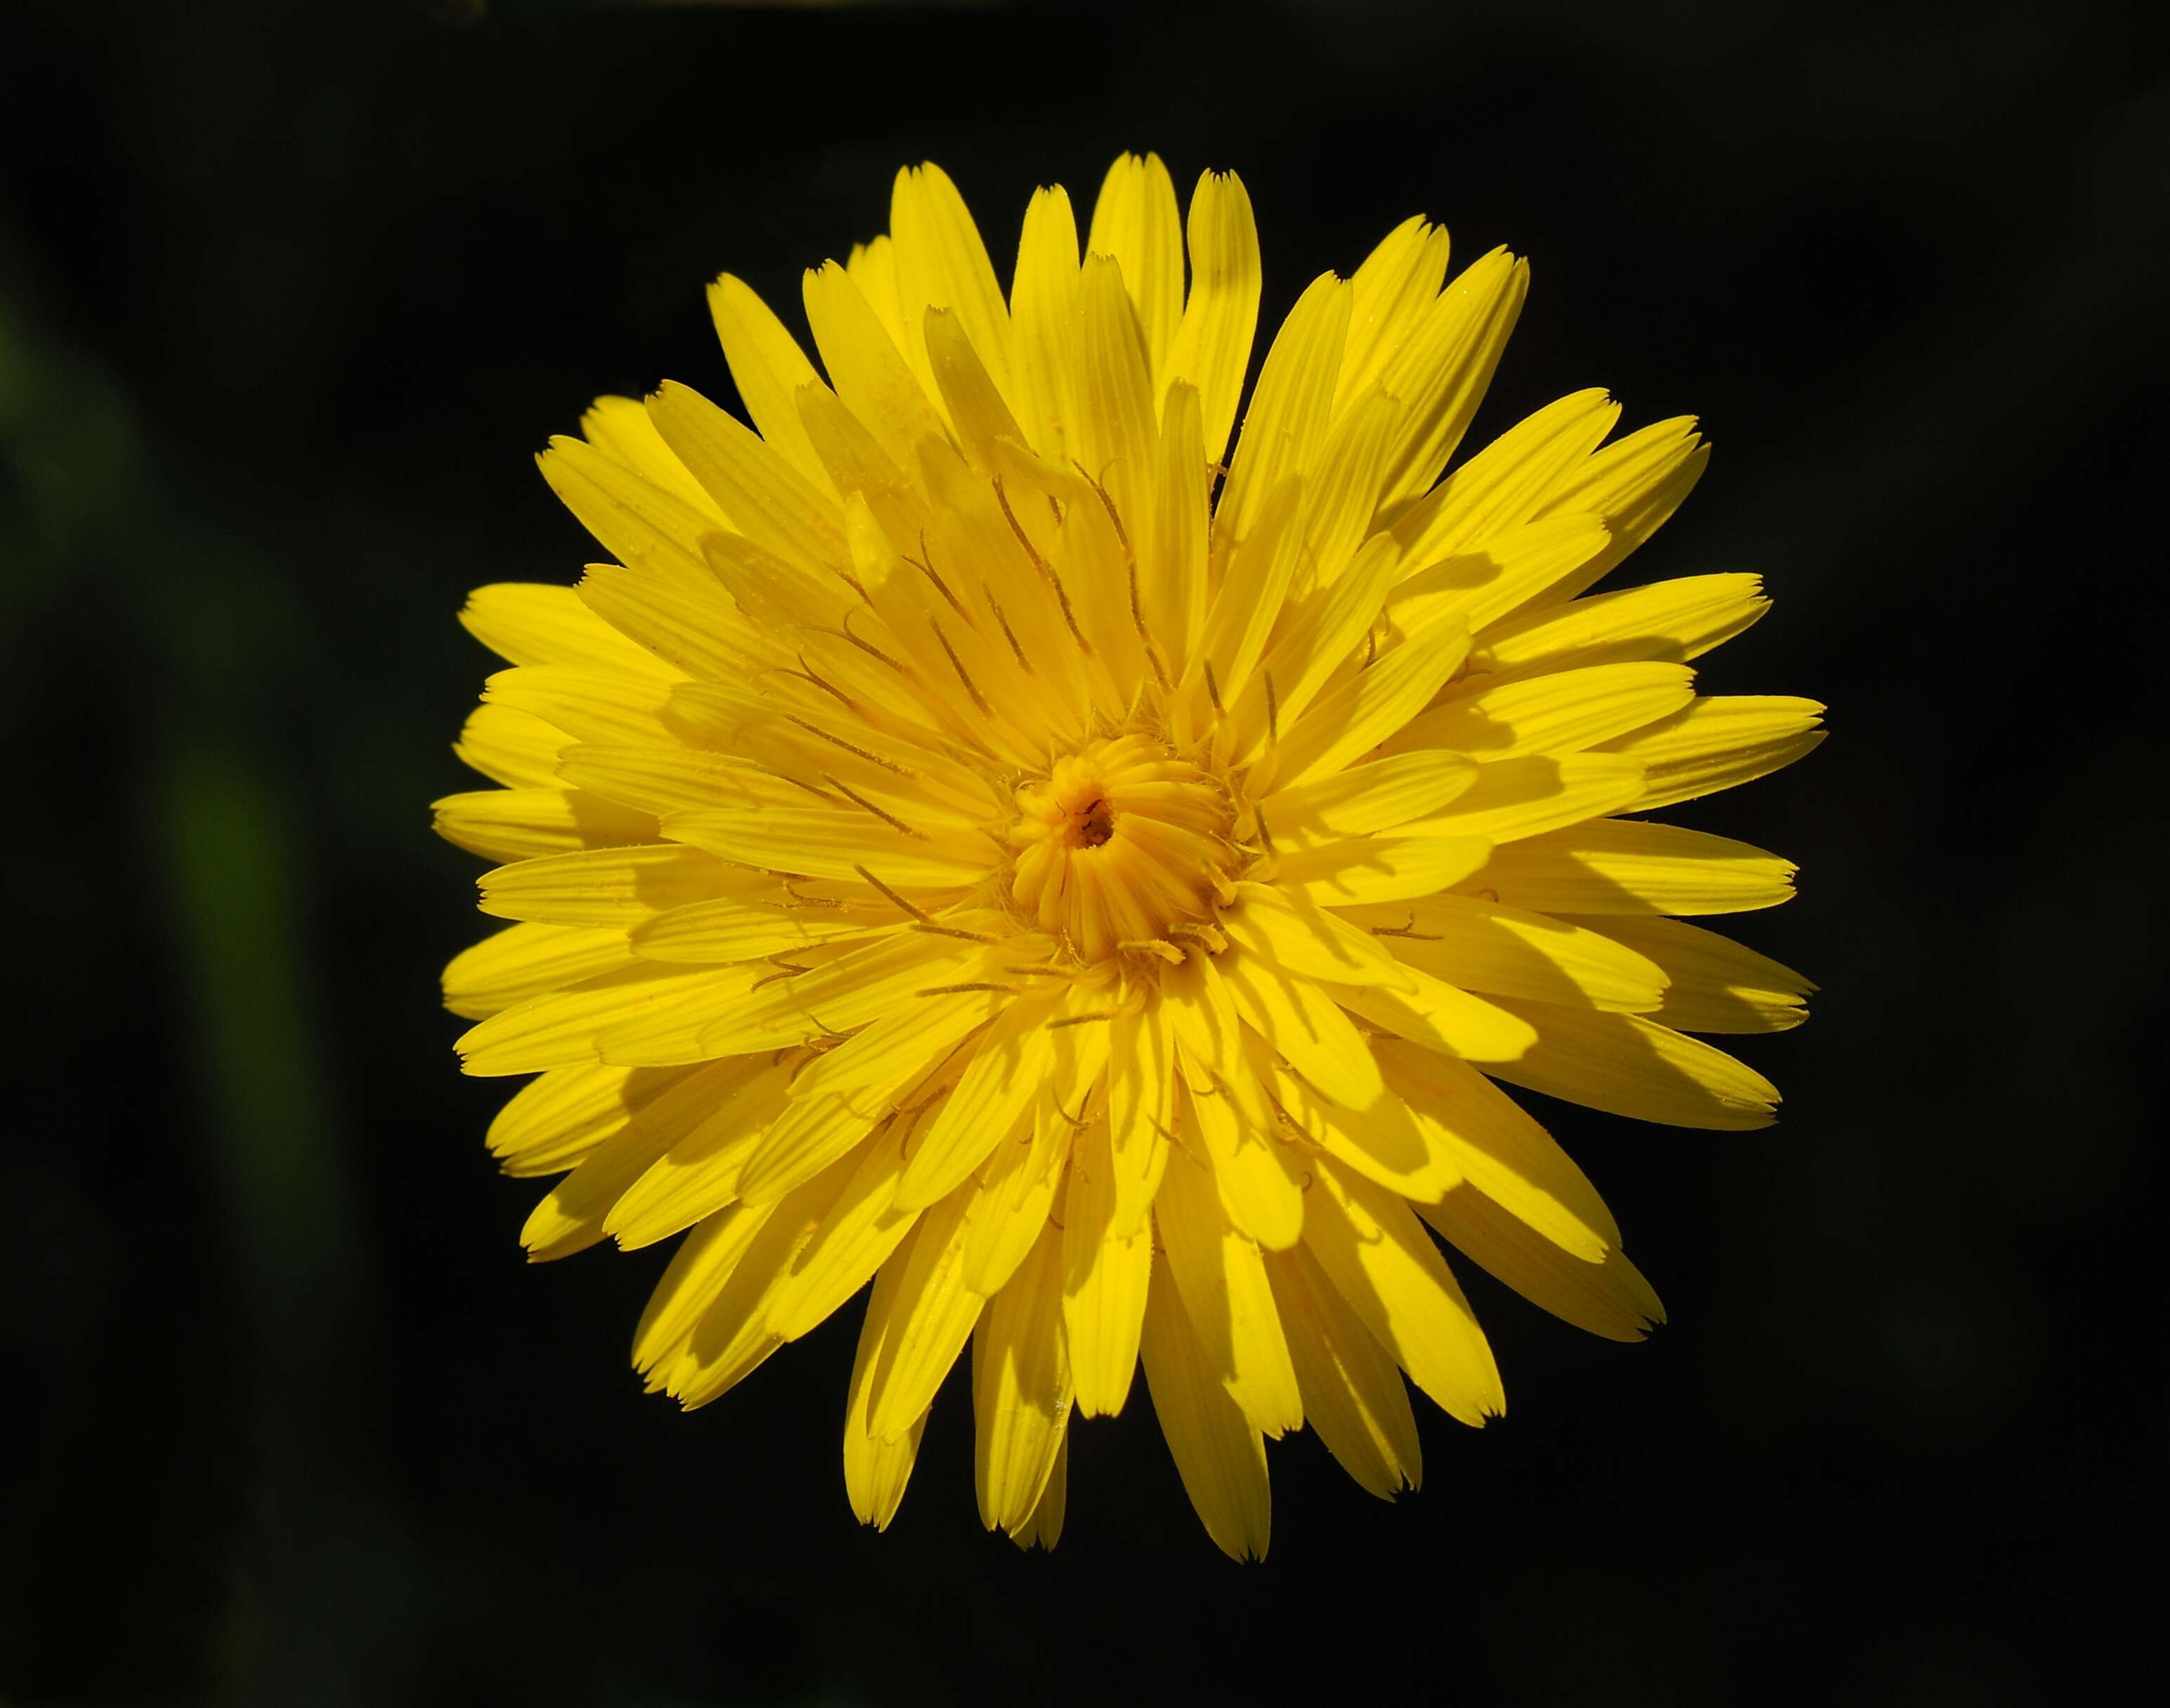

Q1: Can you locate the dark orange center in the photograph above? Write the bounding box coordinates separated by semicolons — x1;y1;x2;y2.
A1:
1074;796;1116;848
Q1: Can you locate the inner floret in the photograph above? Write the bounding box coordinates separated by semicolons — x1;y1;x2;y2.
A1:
1006;734;1239;963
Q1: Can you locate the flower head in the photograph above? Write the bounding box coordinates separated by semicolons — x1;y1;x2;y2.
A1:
437;154;1821;1558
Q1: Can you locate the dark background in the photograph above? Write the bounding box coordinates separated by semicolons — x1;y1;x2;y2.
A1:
3;0;2164;1702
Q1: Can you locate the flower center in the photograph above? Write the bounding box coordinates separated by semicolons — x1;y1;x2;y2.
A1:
1007;734;1237;963
1074;795;1117;849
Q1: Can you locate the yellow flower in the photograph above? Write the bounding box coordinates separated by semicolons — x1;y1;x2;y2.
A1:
436;154;1821;1559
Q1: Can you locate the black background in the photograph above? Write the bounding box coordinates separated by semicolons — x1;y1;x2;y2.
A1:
3;1;2164;1702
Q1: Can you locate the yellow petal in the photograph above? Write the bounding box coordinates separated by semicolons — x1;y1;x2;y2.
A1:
586;964;781;1069
578;395;725;521
431;787;657;863
1220;273;1350;542
867;1180;987;1440
1014;1427;1067;1550
707;272;836;497
632;1198;784;1379
1161;944;1238;1081
1374;247;1527;513
603;1058;798;1249
537;434;713;587
1567;913;1813;1034
486;1062;691;1180
961;1100;1072;1296
1060;1121;1154;1417
797;416;915;543
1403;752;1646;844
662;805;993;889
1104;996;1174;1236
1183;1074;1304;1252
1189;472;1304;716
897;993;1061;1209
745;989;1005;1201
1482;996;1781;1129
1257;750;1479;842
1164;955;1306;1249
890;160;1015;402
1299;1156;1503;1427
1155;1141;1303;1436
1594;694;1827;810
1229;530;1404;757
922;306;1027;471
843;1247;925;1530
459;582;680;676
1330;965;1537;1064
628;895;901;965
1387;511;1611;637
1471;571;1769;679
1041;978;1115;1117
1390;388;1618;565
520;1057;774;1258
972;1218;1072;1537
1222;880;1414;989
455;702;568;789
1258;1052;1458;1205
1148;379;1210;679
669;1154;859;1409
1219;949;1385;1109
578;559;781;682
1273;833;1495;907
1268;610;1471;790
1393;660;1696;762
1347;893;1668;1012
1296;386;1401;592
765;1132;923;1341
1007;183;1082;462
845;235;904;346
1374;1037;1619;1259
483;665;681;750
455;963;758;1077
1263;1240;1421;1498
476;844;746;928
549;745;772;817
1419;1187;1664;1342
1530;415;1707;599
1164;169;1261;469
649;932;985;1064
1476;820;1798;915
1072;252;1160;557
443;920;639;1020
1337;214;1450;414
1139;1246;1271;1561
697;522;856;637
662;677;996;819
644;380;846;575
802;259;949;472
1086;152;1183;383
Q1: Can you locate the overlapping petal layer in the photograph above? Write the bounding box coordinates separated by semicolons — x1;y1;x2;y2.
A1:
438;153;1819;1558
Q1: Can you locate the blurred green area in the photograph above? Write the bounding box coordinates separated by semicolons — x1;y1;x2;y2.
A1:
0;292;351;1308
2;0;2165;1703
